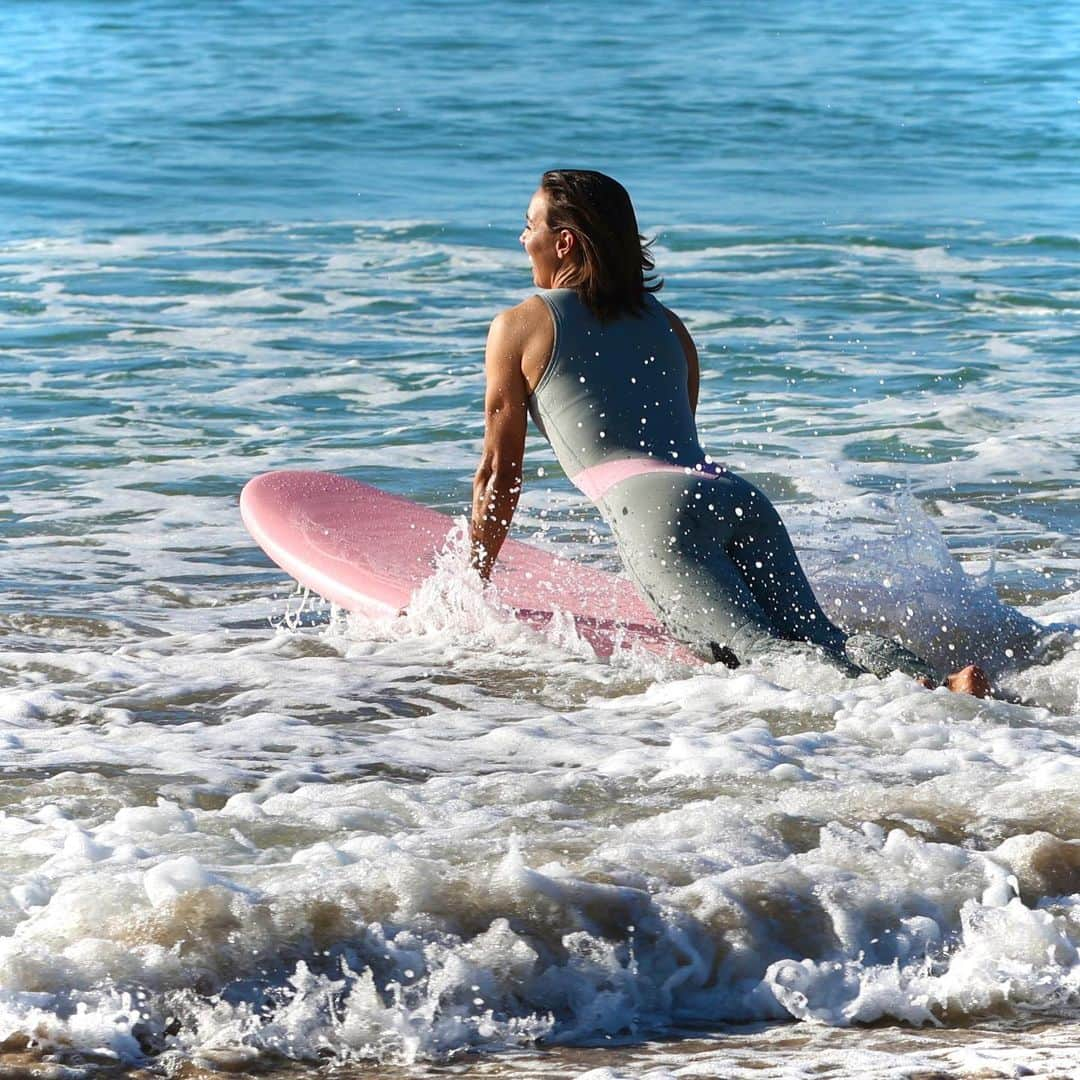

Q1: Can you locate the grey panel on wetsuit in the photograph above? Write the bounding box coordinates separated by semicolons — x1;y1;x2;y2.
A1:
529;289;704;476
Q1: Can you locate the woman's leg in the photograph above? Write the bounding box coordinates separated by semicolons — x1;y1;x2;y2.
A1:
606;472;858;672
721;477;846;650
722;476;939;680
606;470;938;680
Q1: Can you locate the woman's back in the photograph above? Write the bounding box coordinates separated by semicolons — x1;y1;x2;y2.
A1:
529;289;705;494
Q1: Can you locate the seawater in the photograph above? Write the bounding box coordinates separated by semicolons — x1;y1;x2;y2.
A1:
2;1;1079;1076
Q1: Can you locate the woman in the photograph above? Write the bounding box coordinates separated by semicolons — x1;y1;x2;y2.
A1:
471;170;989;695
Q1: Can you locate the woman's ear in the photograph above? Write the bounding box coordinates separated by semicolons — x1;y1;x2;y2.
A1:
555;229;575;260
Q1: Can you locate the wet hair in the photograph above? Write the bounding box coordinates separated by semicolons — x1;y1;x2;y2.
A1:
539;170;662;321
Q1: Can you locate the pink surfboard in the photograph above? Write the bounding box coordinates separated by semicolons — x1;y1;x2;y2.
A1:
240;470;694;661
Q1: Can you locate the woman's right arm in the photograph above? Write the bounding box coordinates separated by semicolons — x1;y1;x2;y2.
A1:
470;310;529;579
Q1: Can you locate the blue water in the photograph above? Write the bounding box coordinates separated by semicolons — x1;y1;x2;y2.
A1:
5;1;1078;233
2;2;1080;1076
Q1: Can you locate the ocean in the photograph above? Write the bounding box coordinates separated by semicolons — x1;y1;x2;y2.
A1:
2;1;1079;1076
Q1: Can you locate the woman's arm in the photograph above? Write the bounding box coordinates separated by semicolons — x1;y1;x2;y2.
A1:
471;310;529;579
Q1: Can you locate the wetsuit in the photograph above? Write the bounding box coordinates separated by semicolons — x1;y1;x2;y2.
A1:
529;288;938;680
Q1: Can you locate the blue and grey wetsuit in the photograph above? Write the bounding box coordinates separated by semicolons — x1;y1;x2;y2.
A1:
529;288;938;680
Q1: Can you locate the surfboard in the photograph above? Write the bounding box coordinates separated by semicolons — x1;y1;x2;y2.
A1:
240;470;694;661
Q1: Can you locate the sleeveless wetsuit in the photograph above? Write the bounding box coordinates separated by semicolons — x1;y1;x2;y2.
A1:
529;288;938;680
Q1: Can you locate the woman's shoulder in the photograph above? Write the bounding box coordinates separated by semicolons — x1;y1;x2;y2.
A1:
492;293;551;324
486;297;555;390
487;295;555;358
645;292;673;318
650;296;689;335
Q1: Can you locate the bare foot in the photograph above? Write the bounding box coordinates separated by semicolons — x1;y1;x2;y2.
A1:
944;664;992;698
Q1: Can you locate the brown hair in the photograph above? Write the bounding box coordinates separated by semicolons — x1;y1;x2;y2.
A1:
540;170;662;321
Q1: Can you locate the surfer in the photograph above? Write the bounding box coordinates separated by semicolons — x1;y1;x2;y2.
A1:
471;169;990;696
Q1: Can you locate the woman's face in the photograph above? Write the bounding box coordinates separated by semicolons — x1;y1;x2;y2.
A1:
520;189;567;288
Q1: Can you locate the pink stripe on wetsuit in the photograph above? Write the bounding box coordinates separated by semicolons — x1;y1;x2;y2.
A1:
570;456;724;502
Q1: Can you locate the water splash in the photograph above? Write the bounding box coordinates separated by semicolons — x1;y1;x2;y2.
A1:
803;495;1068;677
